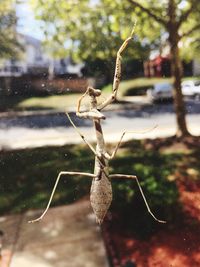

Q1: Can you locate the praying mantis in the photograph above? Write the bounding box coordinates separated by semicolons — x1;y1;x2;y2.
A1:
29;23;166;225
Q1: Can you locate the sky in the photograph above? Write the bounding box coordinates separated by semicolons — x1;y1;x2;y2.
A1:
15;0;100;41
16;0;44;40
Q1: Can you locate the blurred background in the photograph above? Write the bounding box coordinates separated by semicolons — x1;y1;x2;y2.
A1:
0;0;200;266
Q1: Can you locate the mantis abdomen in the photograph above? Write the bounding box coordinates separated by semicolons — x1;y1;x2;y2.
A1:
90;173;112;224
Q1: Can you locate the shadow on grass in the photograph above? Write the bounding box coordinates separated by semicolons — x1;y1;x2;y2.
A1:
0;94;55;112
0;91;78;112
0;138;199;238
108;137;200;238
101;138;200;267
0;144;93;214
0;95;28;112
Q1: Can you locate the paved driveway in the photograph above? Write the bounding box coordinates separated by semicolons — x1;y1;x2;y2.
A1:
0;98;200;150
0;200;109;267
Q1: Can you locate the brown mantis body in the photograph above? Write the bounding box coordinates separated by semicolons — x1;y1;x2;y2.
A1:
29;23;166;225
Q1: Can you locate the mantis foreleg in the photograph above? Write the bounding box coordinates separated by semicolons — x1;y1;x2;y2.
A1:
98;21;137;111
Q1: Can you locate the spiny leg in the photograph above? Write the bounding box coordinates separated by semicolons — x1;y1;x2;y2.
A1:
98;21;137;111
66;113;107;170
108;125;158;159
28;171;95;223
66;112;98;156
109;174;166;224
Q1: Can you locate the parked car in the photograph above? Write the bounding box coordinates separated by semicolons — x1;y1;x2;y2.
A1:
147;82;173;102
181;80;200;100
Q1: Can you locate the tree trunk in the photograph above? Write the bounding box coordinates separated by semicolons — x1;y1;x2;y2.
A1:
169;37;190;137
168;0;191;137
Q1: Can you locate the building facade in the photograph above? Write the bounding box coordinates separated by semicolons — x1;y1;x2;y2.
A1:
0;34;83;78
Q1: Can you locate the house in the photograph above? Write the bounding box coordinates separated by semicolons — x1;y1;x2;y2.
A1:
52;58;84;77
144;55;171;78
144;40;200;78
0;34;84;78
0;34;49;77
0;34;87;95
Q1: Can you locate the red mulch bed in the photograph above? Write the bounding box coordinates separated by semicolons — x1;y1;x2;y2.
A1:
103;137;200;267
103;178;200;267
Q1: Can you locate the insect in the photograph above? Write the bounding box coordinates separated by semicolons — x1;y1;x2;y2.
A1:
29;23;166;225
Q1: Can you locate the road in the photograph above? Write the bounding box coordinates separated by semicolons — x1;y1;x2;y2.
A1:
0;99;200;150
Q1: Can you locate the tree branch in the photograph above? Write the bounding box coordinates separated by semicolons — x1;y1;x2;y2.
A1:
127;0;167;27
180;23;200;39
178;0;199;27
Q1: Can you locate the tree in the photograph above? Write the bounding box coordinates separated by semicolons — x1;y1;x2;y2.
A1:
32;0;200;137
31;0;152;82
127;0;200;137
0;0;20;59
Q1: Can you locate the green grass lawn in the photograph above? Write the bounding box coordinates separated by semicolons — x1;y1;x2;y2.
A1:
1;76;199;112
17;93;82;111
0;93;83;112
102;76;200;97
1;139;199;223
102;77;172;97
0;91;111;112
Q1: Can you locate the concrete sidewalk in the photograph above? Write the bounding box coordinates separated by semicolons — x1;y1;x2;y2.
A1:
0;200;109;267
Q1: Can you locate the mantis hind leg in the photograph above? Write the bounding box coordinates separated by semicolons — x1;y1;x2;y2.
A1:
28;171;95;223
109;174;166;224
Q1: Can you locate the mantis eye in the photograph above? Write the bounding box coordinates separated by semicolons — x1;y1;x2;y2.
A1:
94;89;101;97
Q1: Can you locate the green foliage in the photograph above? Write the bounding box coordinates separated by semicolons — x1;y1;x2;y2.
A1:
0;144;93;214
31;0;153;80
0;141;179;216
32;0;200;72
110;139;200;236
1;140;199;226
180;17;200;61
111;144;180;210
0;0;20;58
133;0;200;63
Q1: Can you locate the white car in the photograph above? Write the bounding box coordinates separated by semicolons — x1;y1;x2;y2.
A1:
147;82;173;102
181;80;200;100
